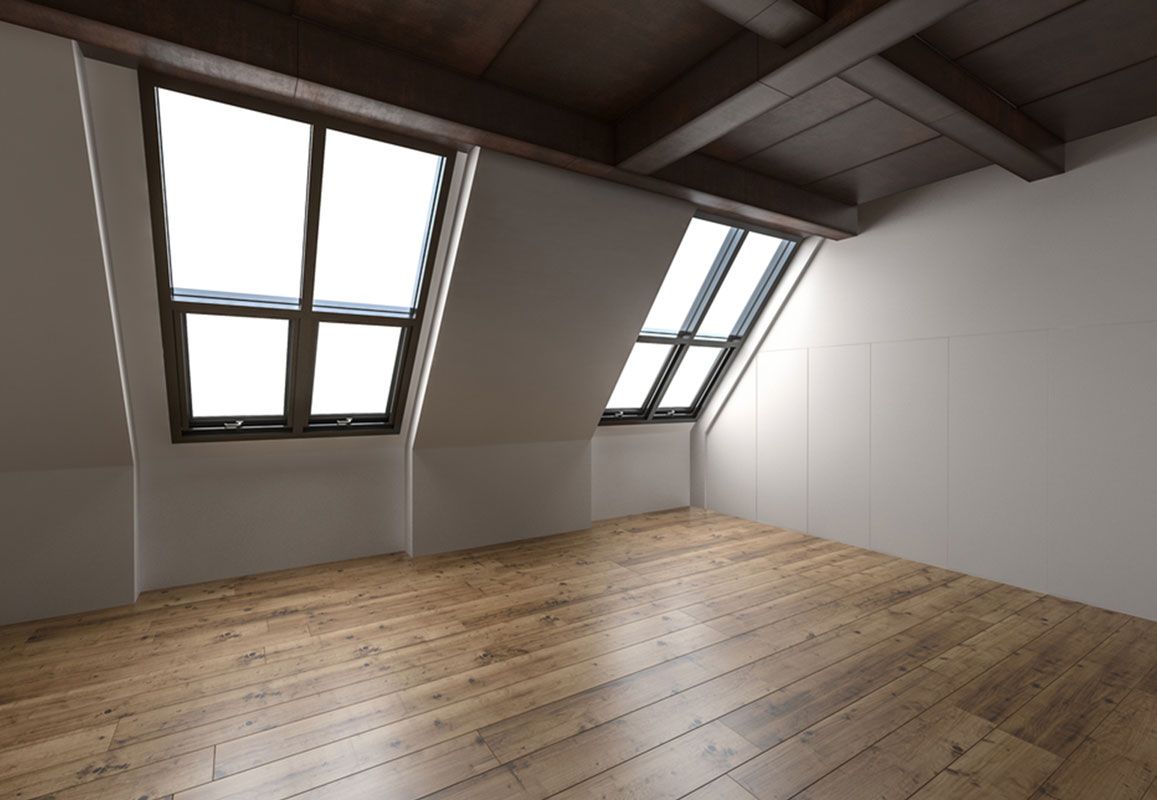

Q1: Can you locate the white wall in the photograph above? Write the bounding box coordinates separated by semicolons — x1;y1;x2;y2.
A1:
591;425;691;520
413;149;693;553
702;115;1157;620
0;22;136;624
413;440;591;555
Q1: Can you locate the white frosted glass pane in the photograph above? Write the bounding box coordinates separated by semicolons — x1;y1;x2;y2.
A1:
186;314;288;418
158;89;310;302
313;130;443;311
311;323;401;415
642;219;732;334
697;232;784;339
659;347;720;408
607;343;672;409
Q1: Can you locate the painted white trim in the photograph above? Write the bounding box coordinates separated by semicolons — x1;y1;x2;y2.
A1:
403;147;478;554
74;42;142;597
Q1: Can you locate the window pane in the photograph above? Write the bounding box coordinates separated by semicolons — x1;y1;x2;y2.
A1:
158;89;310;303
311;323;401;415
313;131;443;312
659;347;721;409
186;314;288;418
607;343;672;409
697;232;785;339
641;219;732;335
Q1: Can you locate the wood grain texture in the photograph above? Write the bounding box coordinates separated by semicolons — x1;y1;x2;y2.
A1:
0;508;1153;799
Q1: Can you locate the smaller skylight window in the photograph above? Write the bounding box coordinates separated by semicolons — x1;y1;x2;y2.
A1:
606;343;673;410
186;314;289;419
157;89;311;304
310;323;401;416
658;347;722;410
313;130;443;313
603;216;796;424
641;219;732;335
697;231;785;339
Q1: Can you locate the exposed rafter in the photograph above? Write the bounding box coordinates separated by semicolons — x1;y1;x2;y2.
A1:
617;0;978;173
662;0;1064;181
0;0;858;238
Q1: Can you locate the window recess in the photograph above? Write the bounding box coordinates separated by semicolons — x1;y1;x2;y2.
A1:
141;75;454;441
602;216;799;424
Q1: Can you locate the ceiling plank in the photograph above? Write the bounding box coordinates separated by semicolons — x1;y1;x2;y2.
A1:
617;0;975;173
0;0;856;238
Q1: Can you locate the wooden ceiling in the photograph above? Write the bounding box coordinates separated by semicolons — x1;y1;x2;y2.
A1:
5;0;1157;238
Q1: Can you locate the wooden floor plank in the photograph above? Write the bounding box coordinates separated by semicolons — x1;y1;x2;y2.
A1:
0;508;1151;800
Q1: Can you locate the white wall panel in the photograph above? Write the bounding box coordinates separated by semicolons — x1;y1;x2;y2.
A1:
412;440;591;555
707;368;757;521
948;331;1048;591
0;466;134;625
756;349;808;531
1048;322;1157;620
870;338;949;566
699;115;1157;619
808;345;870;547
591;425;690;520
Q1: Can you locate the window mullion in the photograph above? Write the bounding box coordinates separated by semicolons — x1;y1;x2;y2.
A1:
290;126;326;433
680;228;744;337
644;343;688;421
731;238;793;339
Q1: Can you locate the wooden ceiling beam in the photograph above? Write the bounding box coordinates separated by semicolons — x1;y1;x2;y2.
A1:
618;0;975;173
0;0;857;238
685;0;1064;180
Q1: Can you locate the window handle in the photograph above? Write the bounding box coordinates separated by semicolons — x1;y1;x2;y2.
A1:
222;420;244;430
336;417;353;427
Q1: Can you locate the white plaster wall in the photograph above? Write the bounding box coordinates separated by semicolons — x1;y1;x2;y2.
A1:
591;424;691;520
806;344;870;548
703;115;1157;620
412;440;591;555
412;149;693;553
0;22;135;623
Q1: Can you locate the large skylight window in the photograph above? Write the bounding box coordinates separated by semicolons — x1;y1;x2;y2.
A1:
145;78;451;441
604;216;797;423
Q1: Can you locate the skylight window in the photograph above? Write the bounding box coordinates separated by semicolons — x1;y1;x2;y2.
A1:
606;343;674;410
641;219;732;335
603;216;797;423
313;131;444;312
145;78;451;441
157;89;311;303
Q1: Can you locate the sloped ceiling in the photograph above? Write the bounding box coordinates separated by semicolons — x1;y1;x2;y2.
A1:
0;21;132;472
414;149;694;448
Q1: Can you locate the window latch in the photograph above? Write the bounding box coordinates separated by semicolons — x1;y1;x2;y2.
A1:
222;420;244;430
335;417;353;427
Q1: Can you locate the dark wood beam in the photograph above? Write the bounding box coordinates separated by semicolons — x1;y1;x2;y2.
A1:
852;39;1064;180
0;0;858;238
9;0;857;237
618;0;976;173
690;0;1065;180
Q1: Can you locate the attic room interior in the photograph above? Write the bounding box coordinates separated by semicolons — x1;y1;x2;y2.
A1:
2;0;1157;797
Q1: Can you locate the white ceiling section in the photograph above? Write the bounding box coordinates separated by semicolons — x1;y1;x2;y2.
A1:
414;149;694;448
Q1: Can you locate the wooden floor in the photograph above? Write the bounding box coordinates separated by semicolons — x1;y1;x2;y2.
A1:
1;509;1155;800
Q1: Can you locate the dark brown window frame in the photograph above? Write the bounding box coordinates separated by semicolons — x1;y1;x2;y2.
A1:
140;72;456;443
601;215;800;426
